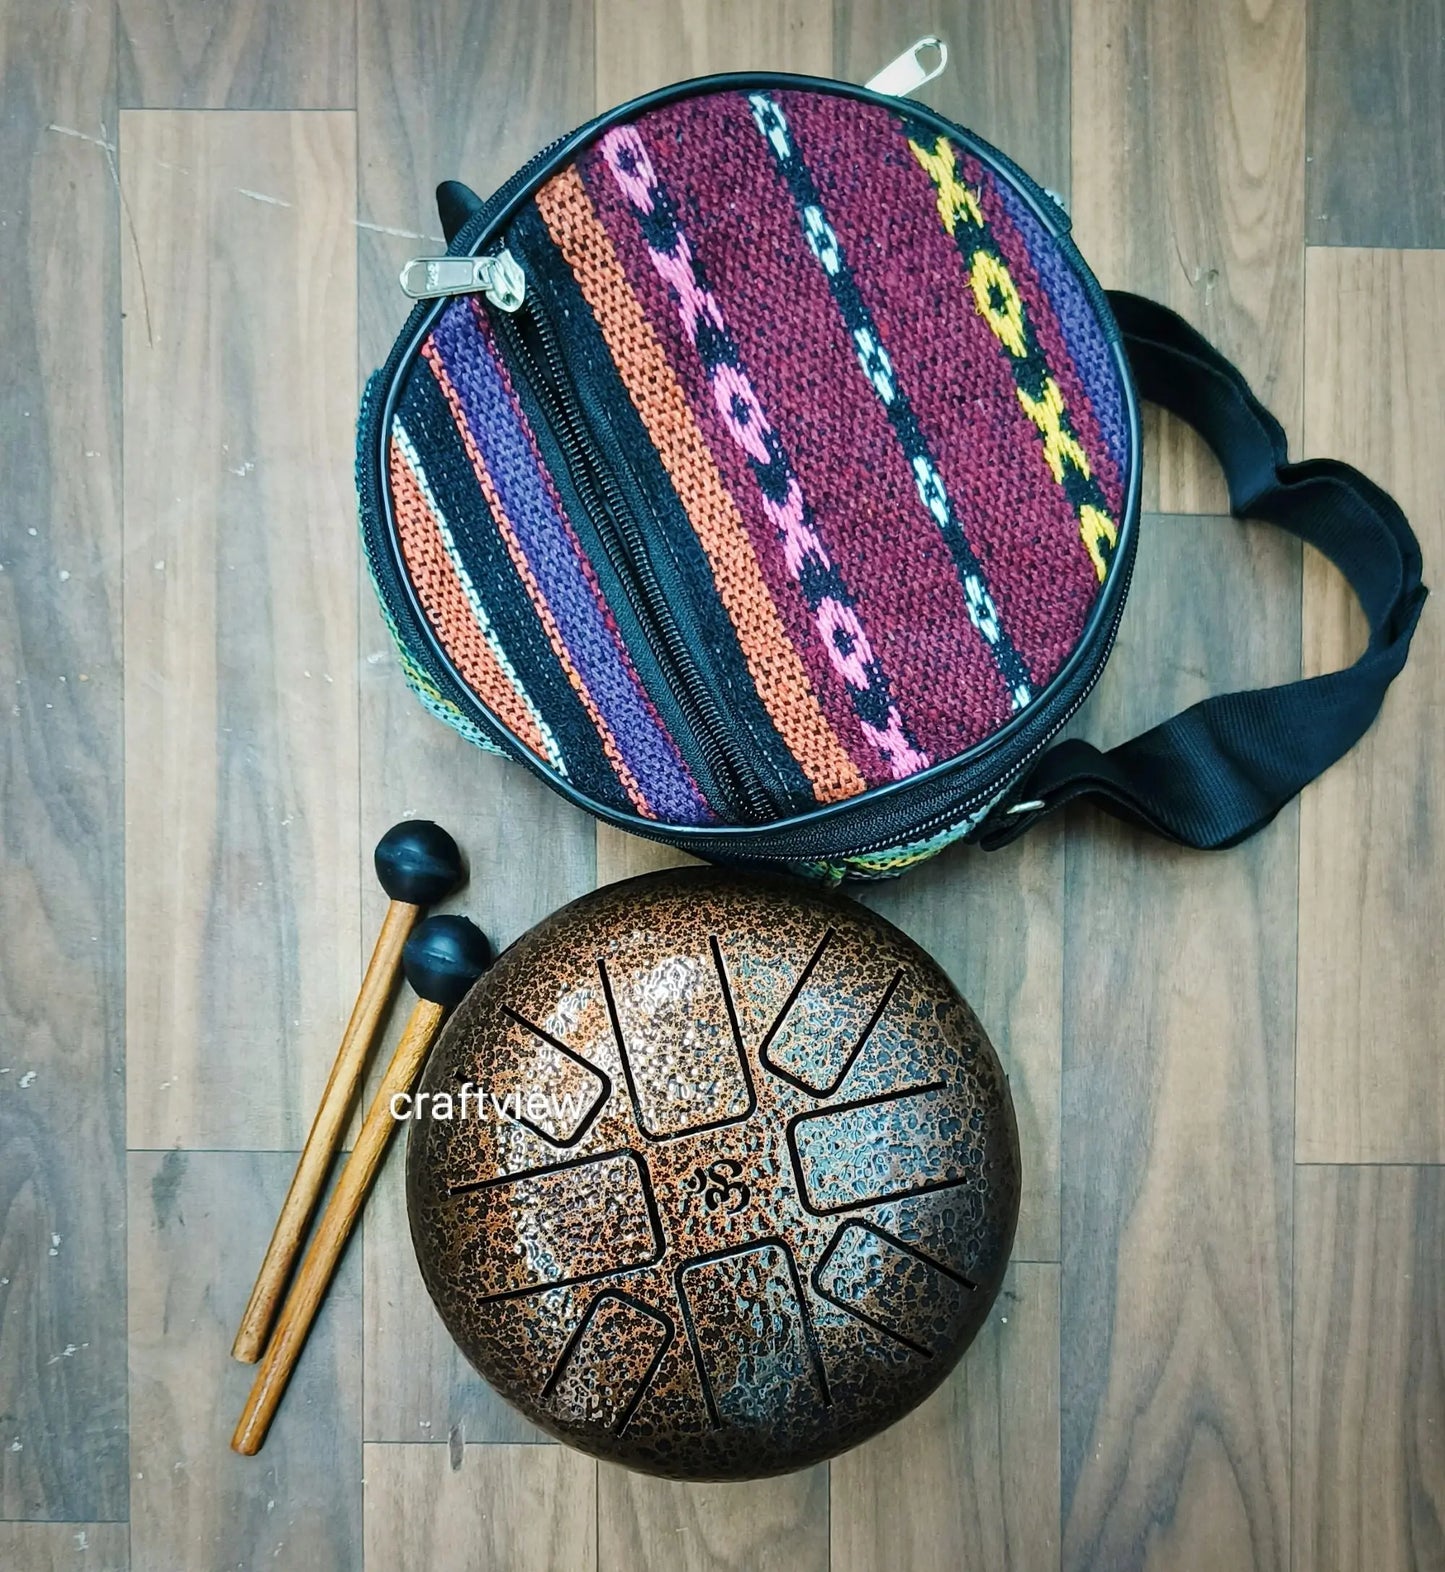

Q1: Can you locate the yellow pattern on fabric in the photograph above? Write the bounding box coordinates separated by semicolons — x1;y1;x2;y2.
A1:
1015;376;1092;486
1079;505;1118;582
908;137;984;234
908;131;1120;585
968;250;1028;358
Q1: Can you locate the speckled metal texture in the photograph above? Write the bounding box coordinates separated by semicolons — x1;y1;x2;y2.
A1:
406;869;1020;1479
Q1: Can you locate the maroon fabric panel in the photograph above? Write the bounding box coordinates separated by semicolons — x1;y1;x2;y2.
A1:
575;143;890;782
602;91;1014;758
781;90;1104;688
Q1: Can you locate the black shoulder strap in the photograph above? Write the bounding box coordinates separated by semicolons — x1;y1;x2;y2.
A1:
436;180;485;244
978;291;1426;852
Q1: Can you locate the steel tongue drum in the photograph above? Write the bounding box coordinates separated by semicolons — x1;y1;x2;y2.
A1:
406;869;1020;1480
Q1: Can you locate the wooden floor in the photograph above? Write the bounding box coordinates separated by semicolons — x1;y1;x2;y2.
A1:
2;0;1442;1567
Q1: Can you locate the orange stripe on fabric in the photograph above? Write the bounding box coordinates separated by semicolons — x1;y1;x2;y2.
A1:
388;438;557;765
420;338;655;817
534;165;867;806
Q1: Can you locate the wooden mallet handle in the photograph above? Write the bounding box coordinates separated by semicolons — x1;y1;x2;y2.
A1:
231;914;490;1456
230;900;417;1361
231;996;443;1453
230;821;463;1364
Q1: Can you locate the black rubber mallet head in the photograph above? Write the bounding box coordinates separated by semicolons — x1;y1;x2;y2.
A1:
374;819;466;908
402;913;493;1008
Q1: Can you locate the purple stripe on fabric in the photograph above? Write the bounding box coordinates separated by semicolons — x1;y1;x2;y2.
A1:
429;299;710;825
595;92;1015;761
781;90;1103;689
969;158;1127;518
991;177;1131;485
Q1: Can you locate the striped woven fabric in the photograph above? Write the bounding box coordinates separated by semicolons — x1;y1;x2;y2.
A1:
383;88;1129;829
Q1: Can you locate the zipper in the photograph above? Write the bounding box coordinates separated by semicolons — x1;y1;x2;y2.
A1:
399;250;526;308
493;293;776;822
398;39;960;309
358;454;1134;861
864;37;948;97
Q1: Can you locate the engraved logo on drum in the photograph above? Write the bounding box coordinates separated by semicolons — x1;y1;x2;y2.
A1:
679;1158;750;1216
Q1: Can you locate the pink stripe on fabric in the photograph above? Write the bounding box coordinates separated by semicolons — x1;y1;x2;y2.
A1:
596;122;927;781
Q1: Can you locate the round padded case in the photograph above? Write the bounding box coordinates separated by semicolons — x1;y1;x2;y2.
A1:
406;869;1020;1479
360;73;1140;880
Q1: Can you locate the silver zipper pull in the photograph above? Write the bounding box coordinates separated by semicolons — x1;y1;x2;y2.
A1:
865;36;949;97
398;247;526;311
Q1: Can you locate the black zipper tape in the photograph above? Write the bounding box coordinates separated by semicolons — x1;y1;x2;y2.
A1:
496;299;773;821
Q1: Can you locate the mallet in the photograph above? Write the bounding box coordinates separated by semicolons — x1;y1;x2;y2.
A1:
230;820;465;1363
232;913;491;1455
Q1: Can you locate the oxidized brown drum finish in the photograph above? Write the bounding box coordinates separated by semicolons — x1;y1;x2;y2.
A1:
406;870;1020;1479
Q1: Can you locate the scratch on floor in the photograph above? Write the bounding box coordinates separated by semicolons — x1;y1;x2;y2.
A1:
237;187;292;207
354;219;446;243
96;119;156;348
47;123;116;152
